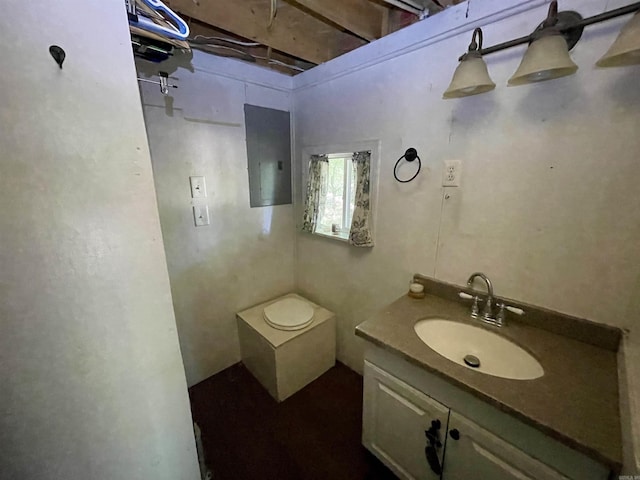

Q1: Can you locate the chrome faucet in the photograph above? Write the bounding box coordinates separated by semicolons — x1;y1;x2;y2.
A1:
466;272;497;326
460;272;525;327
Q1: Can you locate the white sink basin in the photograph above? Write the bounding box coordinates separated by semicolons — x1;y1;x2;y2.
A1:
414;319;544;380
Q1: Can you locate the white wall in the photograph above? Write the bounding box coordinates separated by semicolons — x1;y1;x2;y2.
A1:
138;51;295;386
0;1;200;479
292;0;640;470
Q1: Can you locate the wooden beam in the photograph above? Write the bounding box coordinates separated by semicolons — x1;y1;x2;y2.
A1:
167;0;365;65
367;0;419;34
387;6;418;33
381;6;391;36
187;20;310;75
284;0;387;41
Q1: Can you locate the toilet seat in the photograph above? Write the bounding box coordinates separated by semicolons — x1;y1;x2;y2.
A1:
263;297;314;331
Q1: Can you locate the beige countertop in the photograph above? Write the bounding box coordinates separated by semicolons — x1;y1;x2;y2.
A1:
355;292;622;472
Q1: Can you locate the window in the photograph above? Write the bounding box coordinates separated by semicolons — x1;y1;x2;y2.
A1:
302;142;377;247
315;153;355;240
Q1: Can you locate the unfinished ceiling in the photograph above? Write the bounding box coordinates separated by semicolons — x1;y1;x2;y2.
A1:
166;0;466;75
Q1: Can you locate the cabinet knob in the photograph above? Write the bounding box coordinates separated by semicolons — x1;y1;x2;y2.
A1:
425;419;442;448
449;429;460;440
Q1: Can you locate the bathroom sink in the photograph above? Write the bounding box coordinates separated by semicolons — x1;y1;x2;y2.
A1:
413;319;544;380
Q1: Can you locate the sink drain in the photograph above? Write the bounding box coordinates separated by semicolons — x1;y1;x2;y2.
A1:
464;354;481;368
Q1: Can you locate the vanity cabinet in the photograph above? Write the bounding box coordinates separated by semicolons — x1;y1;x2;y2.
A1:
443;412;568;480
362;346;610;480
363;361;449;480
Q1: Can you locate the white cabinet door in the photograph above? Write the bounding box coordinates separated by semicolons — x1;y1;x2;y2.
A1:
363;361;450;480
443;412;570;480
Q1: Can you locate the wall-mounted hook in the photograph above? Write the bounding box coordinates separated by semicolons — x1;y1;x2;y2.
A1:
49;46;66;69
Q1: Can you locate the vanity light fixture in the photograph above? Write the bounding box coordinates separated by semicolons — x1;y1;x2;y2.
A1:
597;11;640;67
443;28;496;99
442;1;640;99
508;2;579;86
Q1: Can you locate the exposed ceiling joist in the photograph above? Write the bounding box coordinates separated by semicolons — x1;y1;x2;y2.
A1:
187;20;312;75
378;0;465;16
378;0;424;16
284;0;386;41
167;0;365;65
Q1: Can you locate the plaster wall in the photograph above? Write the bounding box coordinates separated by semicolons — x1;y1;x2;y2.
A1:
138;51;295;386
0;1;200;478
292;0;640;470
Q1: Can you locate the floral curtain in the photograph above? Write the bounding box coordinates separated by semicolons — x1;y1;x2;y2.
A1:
301;154;328;233
349;151;374;247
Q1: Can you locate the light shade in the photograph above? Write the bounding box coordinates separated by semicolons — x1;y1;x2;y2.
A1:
508;34;578;86
597;11;640;68
443;54;496;99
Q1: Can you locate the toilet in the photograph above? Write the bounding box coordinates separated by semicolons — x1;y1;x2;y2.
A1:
237;294;336;402
263;297;315;331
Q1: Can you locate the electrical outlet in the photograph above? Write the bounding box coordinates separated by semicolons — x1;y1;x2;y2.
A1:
442;160;462;187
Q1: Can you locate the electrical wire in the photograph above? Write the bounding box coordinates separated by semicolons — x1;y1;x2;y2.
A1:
191;35;261;47
192;44;256;61
190;43;306;72
268;0;278;29
260;58;306;72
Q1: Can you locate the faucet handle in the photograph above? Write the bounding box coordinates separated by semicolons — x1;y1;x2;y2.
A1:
459;292;481;318
500;304;524;316
471;297;481;318
506;306;524;315
459;292;480;318
496;303;524;326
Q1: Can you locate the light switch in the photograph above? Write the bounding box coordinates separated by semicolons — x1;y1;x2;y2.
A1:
193;205;210;227
190;176;207;198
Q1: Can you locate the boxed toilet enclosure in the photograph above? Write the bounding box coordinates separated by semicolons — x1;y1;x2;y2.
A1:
236;293;336;401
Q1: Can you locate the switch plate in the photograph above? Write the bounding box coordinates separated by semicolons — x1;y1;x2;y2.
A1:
190;176;207;198
442;160;462;187
193;205;210;227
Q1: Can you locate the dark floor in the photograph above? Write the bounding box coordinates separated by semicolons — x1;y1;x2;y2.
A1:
189;362;397;480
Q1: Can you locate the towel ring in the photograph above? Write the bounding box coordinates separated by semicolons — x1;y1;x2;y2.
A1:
394;148;421;183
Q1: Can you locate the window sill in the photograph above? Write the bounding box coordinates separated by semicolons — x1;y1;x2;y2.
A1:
313;231;350;243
